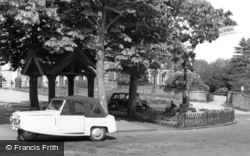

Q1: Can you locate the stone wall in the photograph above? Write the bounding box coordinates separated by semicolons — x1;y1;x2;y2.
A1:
227;91;250;110
189;90;212;102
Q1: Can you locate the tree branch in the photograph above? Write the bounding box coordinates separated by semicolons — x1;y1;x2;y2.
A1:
89;16;101;32
106;13;123;31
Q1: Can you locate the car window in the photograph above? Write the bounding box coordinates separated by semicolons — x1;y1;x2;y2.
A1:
61;101;85;116
112;94;118;100
120;94;126;99
61;101;71;115
47;99;64;110
125;94;129;99
74;102;85;115
91;103;101;115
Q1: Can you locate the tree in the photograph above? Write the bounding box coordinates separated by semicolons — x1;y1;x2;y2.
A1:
208;58;230;92
106;0;171;117
0;0;65;109
227;38;250;91
0;0;236;113
166;0;236;108
107;0;236;114
0;0;138;112
194;59;230;92
194;59;210;83
165;70;209;92
54;0;158;113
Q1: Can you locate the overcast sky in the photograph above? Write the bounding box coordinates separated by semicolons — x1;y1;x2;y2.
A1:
194;0;250;63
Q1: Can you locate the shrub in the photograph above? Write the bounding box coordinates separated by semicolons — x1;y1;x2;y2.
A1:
164;71;209;93
214;87;228;95
74;80;88;89
15;77;22;88
117;73;130;85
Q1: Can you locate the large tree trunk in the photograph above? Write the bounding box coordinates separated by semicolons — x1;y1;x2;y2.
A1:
96;25;108;113
95;5;109;113
96;50;107;113
29;74;39;110
128;72;139;118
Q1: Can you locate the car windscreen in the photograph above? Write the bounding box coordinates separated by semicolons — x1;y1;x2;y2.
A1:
47;99;64;110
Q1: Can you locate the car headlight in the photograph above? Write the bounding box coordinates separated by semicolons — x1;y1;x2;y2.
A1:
10;116;13;123
14;118;20;125
10;116;20;126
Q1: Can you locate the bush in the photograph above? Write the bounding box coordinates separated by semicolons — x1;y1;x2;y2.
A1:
74;80;88;89
164;71;209;93
214;87;228;95
117;73;130;85
15;77;22;88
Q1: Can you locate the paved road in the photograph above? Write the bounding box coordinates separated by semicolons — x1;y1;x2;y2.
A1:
62;114;250;156
0;105;250;156
1;114;250;156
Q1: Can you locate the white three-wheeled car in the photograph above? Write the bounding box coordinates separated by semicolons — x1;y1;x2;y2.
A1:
10;95;117;141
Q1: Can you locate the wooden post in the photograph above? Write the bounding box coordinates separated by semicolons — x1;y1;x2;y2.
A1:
87;76;95;97
67;75;75;96
29;74;39;110
47;75;56;102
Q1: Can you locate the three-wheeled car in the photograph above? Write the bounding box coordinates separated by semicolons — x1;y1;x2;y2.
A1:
10;95;116;141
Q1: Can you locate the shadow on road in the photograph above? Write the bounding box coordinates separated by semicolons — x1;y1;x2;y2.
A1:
16;135;117;142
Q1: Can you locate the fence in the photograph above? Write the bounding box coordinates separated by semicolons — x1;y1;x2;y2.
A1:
177;109;235;128
110;108;235;128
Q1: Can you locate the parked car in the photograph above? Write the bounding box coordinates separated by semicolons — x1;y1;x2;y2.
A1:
108;92;150;112
10;95;116;141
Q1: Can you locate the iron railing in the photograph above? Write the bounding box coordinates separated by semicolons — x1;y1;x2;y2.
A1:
109;108;235;128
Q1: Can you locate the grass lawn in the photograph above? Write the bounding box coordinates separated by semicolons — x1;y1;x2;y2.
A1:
14;86;181;107
14;87;90;97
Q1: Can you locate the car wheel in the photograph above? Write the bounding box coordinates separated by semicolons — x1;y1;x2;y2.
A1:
108;102;119;111
90;127;106;141
18;129;38;141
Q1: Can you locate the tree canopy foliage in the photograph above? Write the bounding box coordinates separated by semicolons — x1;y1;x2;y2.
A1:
227;38;250;91
164;70;209;93
194;58;230;92
0;0;236;113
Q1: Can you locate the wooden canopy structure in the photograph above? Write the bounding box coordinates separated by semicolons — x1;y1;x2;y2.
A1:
21;50;96;110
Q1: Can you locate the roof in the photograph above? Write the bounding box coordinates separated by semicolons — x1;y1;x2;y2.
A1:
111;92;129;95
59;95;99;102
21;50;96;76
54;95;107;118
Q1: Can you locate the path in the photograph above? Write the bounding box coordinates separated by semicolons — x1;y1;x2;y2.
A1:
0;89;48;104
191;95;250;115
191;95;226;110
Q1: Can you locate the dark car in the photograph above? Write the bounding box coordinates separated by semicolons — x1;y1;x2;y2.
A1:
108;93;150;112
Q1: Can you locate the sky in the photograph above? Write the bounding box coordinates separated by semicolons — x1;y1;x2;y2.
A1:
194;0;250;63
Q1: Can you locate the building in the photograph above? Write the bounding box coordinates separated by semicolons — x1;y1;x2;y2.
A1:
147;63;172;85
0;62;172;89
104;62;172;86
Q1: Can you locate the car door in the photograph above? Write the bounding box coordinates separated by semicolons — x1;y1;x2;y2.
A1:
120;94;127;108
59;101;85;134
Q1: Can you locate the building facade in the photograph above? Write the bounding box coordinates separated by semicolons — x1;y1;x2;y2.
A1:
0;62;172;88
